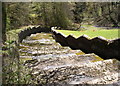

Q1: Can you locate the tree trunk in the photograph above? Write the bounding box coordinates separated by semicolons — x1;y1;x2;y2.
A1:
2;2;6;44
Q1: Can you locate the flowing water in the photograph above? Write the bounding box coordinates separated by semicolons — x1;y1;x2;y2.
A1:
19;33;80;59
19;32;120;85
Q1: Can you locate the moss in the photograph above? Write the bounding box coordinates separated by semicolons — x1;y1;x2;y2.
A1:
92;55;104;62
76;51;85;55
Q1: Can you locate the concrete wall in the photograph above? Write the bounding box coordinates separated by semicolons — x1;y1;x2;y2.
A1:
51;27;120;60
18;26;51;43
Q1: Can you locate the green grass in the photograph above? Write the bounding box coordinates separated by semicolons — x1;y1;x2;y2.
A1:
57;29;120;40
6;25;34;41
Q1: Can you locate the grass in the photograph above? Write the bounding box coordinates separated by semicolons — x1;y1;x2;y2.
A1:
57;29;120;40
6;25;35;41
7;28;23;41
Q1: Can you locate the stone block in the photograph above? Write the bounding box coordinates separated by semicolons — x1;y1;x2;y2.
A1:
66;35;79;50
77;35;91;53
107;39;120;60
91;37;109;59
54;33;68;46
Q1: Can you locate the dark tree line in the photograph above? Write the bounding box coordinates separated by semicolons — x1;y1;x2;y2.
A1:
73;2;120;27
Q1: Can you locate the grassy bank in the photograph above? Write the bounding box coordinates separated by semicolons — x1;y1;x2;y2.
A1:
57;29;120;40
6;26;31;42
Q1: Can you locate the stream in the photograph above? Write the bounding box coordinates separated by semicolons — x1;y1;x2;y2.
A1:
19;32;120;85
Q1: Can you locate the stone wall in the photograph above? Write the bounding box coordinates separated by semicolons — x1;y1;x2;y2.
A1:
18;26;51;43
51;27;120;60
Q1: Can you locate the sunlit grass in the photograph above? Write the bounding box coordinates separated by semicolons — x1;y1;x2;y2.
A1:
57;29;119;40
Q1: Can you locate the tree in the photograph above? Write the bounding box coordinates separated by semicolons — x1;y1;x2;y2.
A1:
6;2;31;30
80;2;120;27
97;2;120;27
52;2;73;29
31;2;73;29
2;2;6;43
73;2;86;24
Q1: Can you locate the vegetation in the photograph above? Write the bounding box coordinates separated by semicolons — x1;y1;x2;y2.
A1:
2;28;33;84
3;49;33;84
